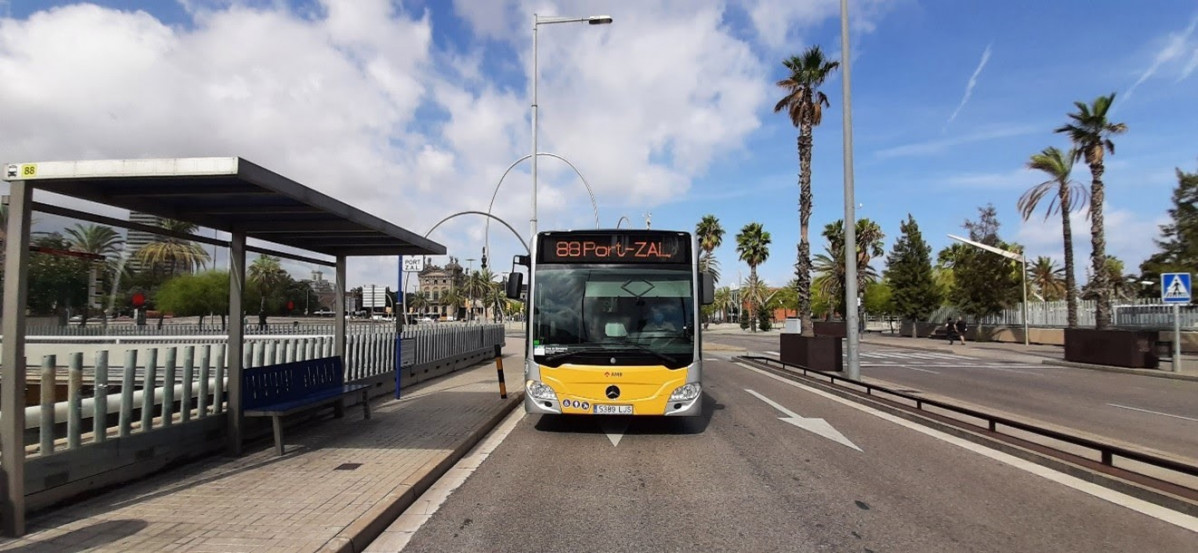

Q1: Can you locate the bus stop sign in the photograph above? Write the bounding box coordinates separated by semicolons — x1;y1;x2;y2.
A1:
1161;272;1191;304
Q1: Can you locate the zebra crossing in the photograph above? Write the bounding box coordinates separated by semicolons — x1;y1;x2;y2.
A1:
762;350;972;362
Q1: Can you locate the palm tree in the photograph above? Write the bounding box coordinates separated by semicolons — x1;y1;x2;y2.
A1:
1054;93;1127;329
713;286;733;323
695;214;725;283
135;219;210;277
735;222;771;332
462;269;496;321
248;255;289;316
1028;256;1067;301
814;219;885;317
775;45;839;337
1020;146;1088;327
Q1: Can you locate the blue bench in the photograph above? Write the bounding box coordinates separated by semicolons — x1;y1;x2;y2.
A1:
242;356;371;456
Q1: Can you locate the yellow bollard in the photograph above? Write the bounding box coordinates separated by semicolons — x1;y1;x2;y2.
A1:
494;344;507;399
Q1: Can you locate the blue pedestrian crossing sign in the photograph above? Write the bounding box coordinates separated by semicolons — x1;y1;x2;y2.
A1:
1161;272;1192;304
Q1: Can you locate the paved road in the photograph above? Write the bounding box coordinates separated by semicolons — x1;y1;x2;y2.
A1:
710;332;1198;464
388;354;1197;552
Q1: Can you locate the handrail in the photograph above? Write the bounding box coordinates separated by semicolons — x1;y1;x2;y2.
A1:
739;355;1198;481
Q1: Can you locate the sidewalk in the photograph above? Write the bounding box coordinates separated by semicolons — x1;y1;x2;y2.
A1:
859;332;1198;381
0;343;525;553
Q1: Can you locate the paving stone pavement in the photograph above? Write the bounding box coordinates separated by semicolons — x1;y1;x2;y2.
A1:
0;342;525;553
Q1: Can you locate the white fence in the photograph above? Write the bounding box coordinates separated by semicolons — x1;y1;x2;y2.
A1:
1;323;505;458
978;298;1198;329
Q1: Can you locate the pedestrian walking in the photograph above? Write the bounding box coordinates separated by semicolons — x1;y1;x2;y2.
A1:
955;317;968;344
946;319;957;345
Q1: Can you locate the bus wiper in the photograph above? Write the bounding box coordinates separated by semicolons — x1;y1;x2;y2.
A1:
613;339;682;367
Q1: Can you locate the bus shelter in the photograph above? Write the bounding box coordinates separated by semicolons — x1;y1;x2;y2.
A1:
1;157;444;535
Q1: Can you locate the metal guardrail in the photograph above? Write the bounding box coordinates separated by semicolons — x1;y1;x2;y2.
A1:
739;355;1198;487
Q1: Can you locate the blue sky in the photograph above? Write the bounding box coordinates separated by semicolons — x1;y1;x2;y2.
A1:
2;0;1196;292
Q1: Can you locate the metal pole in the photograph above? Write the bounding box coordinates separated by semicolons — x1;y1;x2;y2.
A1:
226;232;246;456
840;0;860;381
1022;257;1029;345
1174;304;1182;373
531;14;539;248
2;182;34;536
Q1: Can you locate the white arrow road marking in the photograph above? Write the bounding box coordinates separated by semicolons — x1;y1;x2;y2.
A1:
745;389;861;451
598;417;630;446
735;361;1198;533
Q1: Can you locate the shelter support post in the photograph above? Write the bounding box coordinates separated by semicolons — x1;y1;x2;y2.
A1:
226;232;247;456
335;255;347;359
1;181;33;536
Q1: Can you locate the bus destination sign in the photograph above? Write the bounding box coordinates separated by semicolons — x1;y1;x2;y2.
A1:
539;233;690;264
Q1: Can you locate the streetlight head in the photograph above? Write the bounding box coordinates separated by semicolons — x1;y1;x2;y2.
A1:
587;15;613;25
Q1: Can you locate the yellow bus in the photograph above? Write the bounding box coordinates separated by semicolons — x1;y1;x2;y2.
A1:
506;229;714;416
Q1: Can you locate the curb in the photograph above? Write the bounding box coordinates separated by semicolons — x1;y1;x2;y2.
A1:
328;390;524;553
1040;359;1198;382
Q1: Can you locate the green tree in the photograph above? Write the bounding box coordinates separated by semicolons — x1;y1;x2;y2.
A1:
863;280;895;330
27;233;89;318
155;271;230;327
1028;256;1066;302
1055;93;1126;329
735;222;771;332
948;205;1021;319
1020;146;1088;327
1139;167;1198;297
884;215;941;335
775;45;839;338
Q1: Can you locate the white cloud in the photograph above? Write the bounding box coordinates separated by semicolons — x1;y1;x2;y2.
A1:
945;43;992;129
0;1;796;289
1123;15;1198;100
1016;205;1168;285
874;124;1038;159
744;0;895;51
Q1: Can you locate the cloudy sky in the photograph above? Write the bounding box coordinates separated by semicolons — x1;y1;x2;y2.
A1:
2;0;1196;294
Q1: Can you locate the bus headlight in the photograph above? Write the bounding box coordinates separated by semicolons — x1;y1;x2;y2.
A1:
668;383;701;402
527;380;558;401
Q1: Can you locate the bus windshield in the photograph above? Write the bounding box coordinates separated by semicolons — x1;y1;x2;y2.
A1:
532;265;695;369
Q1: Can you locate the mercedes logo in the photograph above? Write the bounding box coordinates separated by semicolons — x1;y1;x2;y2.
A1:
605;385;620;400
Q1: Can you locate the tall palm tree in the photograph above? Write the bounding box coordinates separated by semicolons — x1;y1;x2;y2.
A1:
463;269;496;321
135;219;210;277
735;222;771;332
695;214;725;283
1054;93;1127;329
775;45;839;337
1020;146;1088;327
1028;256;1067;301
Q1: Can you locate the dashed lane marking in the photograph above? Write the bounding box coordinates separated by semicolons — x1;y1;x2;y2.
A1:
1108;403;1198;423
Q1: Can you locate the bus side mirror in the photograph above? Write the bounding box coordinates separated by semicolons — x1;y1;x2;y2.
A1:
506;272;524;300
700;272;714;305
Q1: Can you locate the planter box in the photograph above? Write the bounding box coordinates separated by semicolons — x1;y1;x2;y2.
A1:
1064;328;1160;369
812;321;846;338
779;333;843;372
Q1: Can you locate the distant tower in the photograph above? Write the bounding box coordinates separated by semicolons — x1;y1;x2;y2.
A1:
125;211;162;270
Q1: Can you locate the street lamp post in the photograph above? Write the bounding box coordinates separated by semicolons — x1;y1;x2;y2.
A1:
531;13;612;245
840;0;861;380
948;234;1029;345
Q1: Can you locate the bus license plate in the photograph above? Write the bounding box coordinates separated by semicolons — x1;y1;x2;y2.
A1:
594;404;632;415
